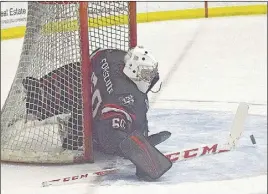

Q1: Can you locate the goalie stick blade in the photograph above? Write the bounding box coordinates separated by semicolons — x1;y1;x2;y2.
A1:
227;102;249;149
42;102;248;187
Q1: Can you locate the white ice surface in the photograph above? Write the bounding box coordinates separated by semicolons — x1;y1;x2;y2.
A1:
1;15;267;194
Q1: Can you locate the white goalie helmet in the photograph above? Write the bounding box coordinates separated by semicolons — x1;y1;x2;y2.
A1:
123;46;159;93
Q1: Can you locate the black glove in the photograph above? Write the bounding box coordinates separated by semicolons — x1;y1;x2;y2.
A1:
148;131;171;147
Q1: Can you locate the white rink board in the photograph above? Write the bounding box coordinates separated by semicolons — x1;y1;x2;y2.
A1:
137;2;266;13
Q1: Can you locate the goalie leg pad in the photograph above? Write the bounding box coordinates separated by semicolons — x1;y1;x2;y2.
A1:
119;130;172;180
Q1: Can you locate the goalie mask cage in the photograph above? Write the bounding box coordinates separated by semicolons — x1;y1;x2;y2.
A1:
1;2;137;164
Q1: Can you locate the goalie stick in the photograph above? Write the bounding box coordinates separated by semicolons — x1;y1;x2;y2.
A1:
41;102;249;187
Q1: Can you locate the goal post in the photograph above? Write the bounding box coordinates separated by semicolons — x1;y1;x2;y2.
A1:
1;1;137;164
79;2;93;163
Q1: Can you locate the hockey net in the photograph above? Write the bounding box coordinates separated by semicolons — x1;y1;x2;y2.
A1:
1;2;137;164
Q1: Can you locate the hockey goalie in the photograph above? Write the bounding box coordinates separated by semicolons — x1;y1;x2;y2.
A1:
22;46;172;180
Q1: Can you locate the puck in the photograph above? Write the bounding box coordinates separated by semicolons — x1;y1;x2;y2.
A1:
250;134;256;145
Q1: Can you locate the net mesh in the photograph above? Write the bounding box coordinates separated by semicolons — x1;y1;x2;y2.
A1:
1;2;134;163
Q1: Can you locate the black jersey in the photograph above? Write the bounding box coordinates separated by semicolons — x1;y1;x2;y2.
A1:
90;48;149;135
21;48;150;151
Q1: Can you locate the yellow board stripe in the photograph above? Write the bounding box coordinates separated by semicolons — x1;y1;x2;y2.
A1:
42;15;129;34
1;26;26;40
137;8;206;23
138;4;267;23
208;5;267;18
1;4;267;40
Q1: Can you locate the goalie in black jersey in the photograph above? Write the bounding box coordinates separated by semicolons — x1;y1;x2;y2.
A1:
22;46;172;180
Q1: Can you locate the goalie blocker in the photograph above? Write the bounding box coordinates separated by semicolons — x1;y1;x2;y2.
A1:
21;46;172;180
